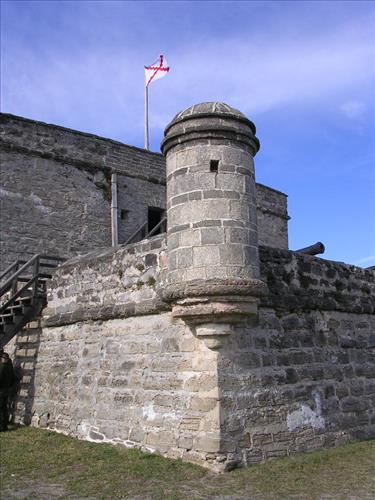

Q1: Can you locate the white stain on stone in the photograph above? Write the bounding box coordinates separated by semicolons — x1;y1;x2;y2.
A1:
0;188;22;199
29;193;51;214
1;189;52;214
142;401;177;422
287;391;325;431
77;421;91;438
143;402;157;421
144;445;157;454
124;440;136;448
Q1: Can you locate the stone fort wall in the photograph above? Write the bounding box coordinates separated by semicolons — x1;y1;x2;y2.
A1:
0;113;287;272
4;101;372;473
8;239;374;471
0;113;166;270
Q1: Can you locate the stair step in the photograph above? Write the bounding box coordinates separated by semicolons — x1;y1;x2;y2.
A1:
19;260;60;269
0;254;64;348
0;306;20;316
38;272;53;279
17;274;52;282
9;304;23;315
0;297;36;315
10;303;23;309
16;296;33;305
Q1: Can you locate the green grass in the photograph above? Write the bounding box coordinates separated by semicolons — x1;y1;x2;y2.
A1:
1;426;374;499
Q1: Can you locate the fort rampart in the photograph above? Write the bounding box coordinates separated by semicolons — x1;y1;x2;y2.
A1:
8;239;374;471
3;103;374;472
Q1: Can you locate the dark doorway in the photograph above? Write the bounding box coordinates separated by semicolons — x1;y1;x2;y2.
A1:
148;207;165;235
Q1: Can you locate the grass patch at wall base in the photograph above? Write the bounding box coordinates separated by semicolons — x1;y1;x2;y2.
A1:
1;426;374;499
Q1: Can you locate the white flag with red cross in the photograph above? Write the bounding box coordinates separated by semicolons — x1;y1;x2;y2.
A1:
145;54;170;87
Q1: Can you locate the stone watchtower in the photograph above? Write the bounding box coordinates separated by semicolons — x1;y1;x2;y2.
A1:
161;102;267;348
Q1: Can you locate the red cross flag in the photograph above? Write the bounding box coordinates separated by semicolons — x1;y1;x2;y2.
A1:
145;54;170;87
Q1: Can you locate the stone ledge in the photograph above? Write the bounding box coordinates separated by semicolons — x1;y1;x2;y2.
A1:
259;246;375;314
161;128;260;156
256;206;290;220
42;298;171;327
161;278;268;302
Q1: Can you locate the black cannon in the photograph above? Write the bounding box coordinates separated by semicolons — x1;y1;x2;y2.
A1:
295;242;325;255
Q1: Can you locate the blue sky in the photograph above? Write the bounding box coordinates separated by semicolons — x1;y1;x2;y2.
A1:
1;0;374;267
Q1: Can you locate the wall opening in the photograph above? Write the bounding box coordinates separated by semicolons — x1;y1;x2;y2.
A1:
120;209;129;221
148;207;165;235
210;160;219;172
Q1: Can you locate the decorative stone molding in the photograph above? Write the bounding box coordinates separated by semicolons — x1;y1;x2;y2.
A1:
171;296;260;349
194;323;233;350
161;278;268;303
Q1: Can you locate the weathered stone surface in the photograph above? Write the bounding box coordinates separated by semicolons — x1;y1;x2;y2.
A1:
256;183;289;249
4;103;374;474
0;113;166;270
9;242;375;471
163;104;267;307
17;312;224;469
1;112;287;273
259;246;375;315
43;235;168;327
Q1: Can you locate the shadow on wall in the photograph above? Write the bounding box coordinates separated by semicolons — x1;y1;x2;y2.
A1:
10;321;42;425
217;308;375;467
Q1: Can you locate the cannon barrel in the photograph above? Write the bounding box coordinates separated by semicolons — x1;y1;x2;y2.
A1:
296;242;325;255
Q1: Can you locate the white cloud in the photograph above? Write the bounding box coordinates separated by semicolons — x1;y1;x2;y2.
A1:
133;25;375;139
340;100;366;119
165;30;373;117
1;18;373;144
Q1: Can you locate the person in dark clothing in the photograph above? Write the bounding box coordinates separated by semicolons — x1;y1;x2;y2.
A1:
0;351;15;432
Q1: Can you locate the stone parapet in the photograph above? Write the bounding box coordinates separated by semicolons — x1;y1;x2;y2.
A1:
43;235;168;327
0;113;165;185
259;247;375;315
41;242;375;327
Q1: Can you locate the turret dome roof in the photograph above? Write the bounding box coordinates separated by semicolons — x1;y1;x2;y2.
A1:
171;102;247;122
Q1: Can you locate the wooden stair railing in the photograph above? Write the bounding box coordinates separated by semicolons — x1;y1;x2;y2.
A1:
0;254;65;348
124;217;167;246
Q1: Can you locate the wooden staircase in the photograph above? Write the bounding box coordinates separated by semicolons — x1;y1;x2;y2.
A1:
0;254;64;348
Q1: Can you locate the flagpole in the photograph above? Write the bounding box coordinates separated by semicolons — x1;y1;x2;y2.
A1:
144;81;149;150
